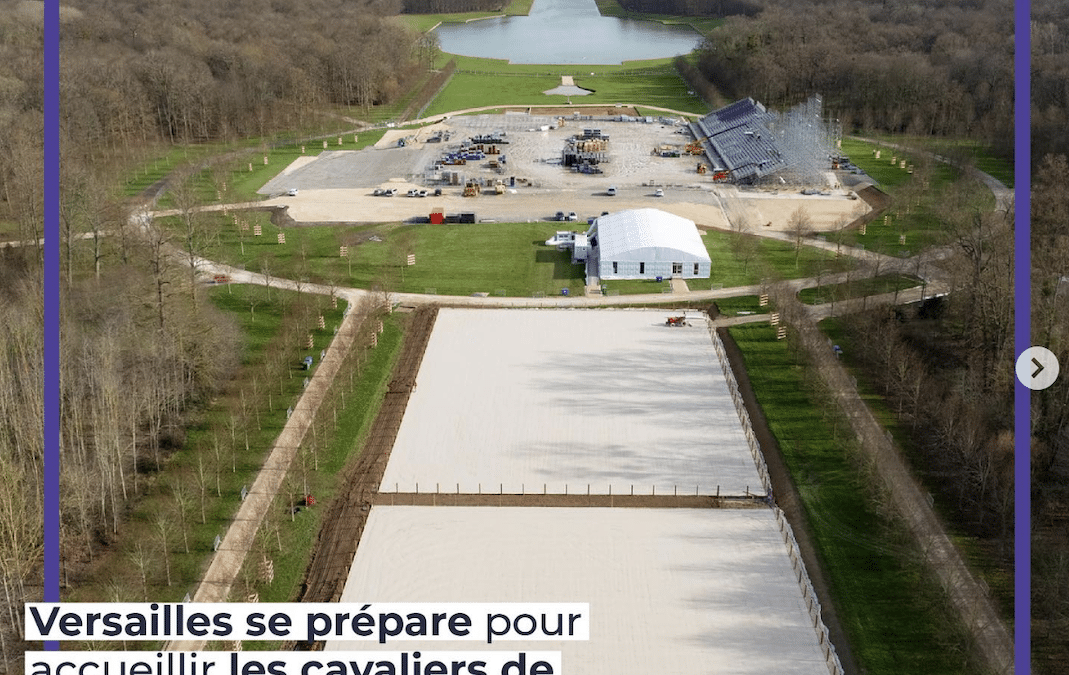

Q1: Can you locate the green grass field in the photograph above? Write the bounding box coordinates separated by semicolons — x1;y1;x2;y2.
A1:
155;130;389;209
730;323;986;673
865;133;1013;188
798;274;922;305
838;137;995;256
600;278;672;295
421;66;708;118
177;217;590;297
164;214;858;298
817;317;1014;622
703;230;856;287
713;294;770;317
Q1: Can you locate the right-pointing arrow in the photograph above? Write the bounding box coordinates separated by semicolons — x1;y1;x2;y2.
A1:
1033;357;1045;379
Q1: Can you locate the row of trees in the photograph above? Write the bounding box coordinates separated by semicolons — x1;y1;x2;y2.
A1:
618;0;760;18
695;0;1014;150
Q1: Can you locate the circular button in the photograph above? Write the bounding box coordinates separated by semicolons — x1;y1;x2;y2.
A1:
1016;346;1060;391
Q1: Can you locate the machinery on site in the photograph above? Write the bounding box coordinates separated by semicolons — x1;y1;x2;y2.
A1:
665;316;688;327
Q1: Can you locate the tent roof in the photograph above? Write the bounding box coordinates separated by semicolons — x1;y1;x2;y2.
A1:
591;209;710;263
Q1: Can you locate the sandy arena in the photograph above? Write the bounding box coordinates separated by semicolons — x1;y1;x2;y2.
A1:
326;506;832;675
259;114;866;231
378;308;764;497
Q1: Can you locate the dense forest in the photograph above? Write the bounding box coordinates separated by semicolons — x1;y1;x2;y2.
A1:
696;0;1015;151
1030;3;1069;668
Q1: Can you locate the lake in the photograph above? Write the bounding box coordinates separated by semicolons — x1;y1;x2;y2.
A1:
433;0;702;65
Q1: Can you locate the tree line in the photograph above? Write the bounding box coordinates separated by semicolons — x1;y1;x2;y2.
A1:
618;0;760;18
695;0;1014;154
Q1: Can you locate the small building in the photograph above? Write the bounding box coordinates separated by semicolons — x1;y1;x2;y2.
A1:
587;208;710;281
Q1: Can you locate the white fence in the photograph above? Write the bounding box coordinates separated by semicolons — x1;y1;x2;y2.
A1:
773;506;846;675
708;321;844;675
708;326;772;497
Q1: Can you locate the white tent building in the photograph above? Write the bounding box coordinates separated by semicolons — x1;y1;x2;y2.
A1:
587;208;711;281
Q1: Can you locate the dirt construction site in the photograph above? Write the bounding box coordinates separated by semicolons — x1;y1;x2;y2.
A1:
259;112;867;232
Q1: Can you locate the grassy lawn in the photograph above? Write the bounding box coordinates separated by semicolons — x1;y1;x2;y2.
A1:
600;278;672;295
178;217;590;297
593;0;723;34
730;323;985;673
837;137;995;256
65;284;346;629
713;294;770;317
702;230;856;287
123;124;370;199
422;65;707;118
168;215;858;298
163;130;389;208
798;274;922;305
818;317;1014;622
866;133;1013;188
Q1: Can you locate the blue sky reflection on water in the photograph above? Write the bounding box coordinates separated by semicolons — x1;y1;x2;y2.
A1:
433;0;702;65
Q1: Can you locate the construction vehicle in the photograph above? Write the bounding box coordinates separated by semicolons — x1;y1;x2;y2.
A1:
494;182;505;194
696;163;707;175
463;181;481;197
665;316;688;327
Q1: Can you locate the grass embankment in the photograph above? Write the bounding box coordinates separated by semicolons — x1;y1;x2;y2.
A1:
149;130;388;210
867;133;1013;188
730;323;987;673
593;0;723;34
713;294;769;317
66;285;346;628
421;55;708;118
798;274;922;305
817;317;1014;621
837;137;994;257
123;125;378;200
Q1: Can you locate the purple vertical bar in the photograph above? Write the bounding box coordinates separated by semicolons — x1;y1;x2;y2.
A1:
44;0;61;652
1014;0;1031;673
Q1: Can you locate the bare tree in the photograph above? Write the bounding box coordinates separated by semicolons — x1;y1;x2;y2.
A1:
787;206;813;269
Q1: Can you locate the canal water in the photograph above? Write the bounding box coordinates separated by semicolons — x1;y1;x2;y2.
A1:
433;0;702;65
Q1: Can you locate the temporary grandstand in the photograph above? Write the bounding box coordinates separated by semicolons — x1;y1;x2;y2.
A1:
689;95;835;186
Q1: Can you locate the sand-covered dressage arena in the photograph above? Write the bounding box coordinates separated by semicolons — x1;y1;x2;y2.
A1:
259;114;865;231
327;506;832;675
378;308;763;497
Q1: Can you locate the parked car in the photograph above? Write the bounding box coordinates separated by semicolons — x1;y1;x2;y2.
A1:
654;188;664;197
287;188;299;196
567;212;578;221
555;211;566;221
606;186;617;196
